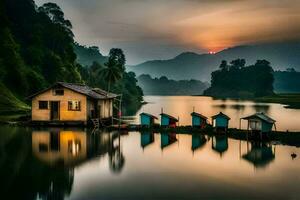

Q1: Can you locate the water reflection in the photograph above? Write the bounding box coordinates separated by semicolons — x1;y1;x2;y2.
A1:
1;126;300;200
191;134;207;152
212;136;229;157
140;131;155;149
160;132;178;150
242;142;275;169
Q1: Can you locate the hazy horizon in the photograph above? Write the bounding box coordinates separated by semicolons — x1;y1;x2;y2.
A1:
35;0;300;65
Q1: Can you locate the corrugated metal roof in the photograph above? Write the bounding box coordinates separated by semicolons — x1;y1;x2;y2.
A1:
191;112;208;119
140;112;158;119
28;82;118;100
212;112;231;120
160;113;179;122
241;112;276;124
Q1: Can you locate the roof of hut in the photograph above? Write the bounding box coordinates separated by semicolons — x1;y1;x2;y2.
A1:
140;112;158;119
241;112;276;124
160;113;179;122
212;112;231;120
28;82;118;100
191;112;208;120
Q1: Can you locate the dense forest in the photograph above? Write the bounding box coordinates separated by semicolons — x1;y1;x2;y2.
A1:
138;74;209;95
0;0;143;115
274;69;300;93
204;59;274;98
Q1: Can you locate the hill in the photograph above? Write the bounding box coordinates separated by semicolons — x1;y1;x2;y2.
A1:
137;74;209;95
74;43;107;66
129;43;300;81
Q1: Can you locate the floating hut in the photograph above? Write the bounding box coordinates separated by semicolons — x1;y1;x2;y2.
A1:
240;112;276;133
212;112;231;131
161;132;177;150
242;142;275;169
191;112;208;128
160;113;179;128
212;136;228;157
28;82;118;126
140;131;155;149
140;113;158;127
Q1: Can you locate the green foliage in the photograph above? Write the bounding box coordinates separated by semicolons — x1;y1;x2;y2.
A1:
204;59;274;98
138;74;209;95
74;43;107;66
274;69;300;93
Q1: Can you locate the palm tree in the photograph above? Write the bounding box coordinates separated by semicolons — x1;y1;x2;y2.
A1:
100;61;122;93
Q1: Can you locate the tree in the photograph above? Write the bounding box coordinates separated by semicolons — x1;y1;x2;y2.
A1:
100;49;126;92
219;60;228;71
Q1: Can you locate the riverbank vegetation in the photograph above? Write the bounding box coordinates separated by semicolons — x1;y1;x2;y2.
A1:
137;74;209;95
204;59;274;98
0;0;143;118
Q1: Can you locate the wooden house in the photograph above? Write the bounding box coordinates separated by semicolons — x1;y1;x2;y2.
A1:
212;112;230;130
241;112;276;133
140;112;158;126
160;113;178;128
28;82;118;125
191;112;207;128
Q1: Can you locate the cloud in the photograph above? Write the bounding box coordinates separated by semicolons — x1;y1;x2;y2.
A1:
35;0;300;64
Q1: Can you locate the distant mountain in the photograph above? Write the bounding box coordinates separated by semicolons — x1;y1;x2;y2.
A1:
128;42;300;81
137;74;209;96
74;43;107;66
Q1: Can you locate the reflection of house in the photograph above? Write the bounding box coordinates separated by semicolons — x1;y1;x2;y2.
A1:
212;136;228;156
241;112;276;133
160;113;178;128
32;130;87;167
140;131;155;149
192;134;207;151
32;129;120;168
242;142;275;168
140;113;158;126
191;112;207;128
212;112;230;130
161;132;177;149
29;82;117;124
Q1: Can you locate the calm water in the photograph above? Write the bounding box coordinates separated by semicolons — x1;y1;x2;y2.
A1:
1;126;300;200
133;96;300;131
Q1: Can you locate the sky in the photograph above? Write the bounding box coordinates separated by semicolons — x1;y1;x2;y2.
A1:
35;0;300;65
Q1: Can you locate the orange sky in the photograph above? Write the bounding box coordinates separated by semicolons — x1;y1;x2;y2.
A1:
35;0;300;64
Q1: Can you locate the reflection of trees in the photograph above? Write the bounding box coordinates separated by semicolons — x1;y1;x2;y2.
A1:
0;127;74;200
108;131;125;174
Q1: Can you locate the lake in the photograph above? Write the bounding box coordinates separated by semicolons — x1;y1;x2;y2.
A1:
1;96;300;200
133;96;300;131
1;126;300;200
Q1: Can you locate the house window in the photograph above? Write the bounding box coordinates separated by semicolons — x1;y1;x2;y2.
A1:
39;101;48;109
68;100;81;111
53;89;64;96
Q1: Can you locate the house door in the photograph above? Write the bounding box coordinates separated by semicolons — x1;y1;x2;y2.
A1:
50;101;60;120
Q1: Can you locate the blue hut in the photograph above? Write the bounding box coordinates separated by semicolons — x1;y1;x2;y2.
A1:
192;134;207;152
212;136;228;157
191;112;207;128
140;112;158;126
241;112;276;133
212;112;230;130
161;132;177;150
160;113;178;128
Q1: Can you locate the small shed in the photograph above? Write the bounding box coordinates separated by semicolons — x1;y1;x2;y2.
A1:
160;113;178;128
140;112;158;126
212;112;231;129
241;112;276;133
191;112;207;128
